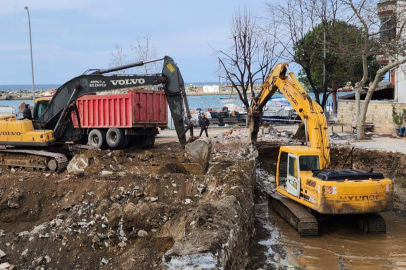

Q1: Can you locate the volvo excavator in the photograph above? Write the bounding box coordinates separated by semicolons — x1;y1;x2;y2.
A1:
250;63;393;236
0;56;193;172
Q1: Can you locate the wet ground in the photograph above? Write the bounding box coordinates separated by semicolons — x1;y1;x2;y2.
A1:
252;202;406;270
249;141;406;270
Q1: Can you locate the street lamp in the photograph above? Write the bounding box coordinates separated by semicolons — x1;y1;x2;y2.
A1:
24;6;35;103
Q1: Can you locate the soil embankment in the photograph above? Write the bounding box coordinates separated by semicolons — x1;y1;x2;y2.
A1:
0;139;256;269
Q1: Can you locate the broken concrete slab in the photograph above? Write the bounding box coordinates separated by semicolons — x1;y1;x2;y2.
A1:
184;138;212;175
67;155;92;174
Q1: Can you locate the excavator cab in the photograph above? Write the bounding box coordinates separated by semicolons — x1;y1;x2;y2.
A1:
33;97;51;120
277;146;321;199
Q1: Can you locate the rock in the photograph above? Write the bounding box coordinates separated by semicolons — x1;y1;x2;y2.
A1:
197;184;206;194
44;255;51;263
184;138;212;174
32;256;44;267
144;150;154;158
67;155;91;174
107;203;124;228
118;171;127;177
150;158;158;166
118;242;127;248
101;258;109;265
184;198;193;205
101;170;114;176
21;249;28;257
150;197;158;202
139;154;150;161
0;249;5;258
137;230;148;237
124;202;137;219
10;168;15;173
0;263;10;270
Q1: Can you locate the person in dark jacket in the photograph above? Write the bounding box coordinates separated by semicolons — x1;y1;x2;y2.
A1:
199;113;210;137
22;104;32;120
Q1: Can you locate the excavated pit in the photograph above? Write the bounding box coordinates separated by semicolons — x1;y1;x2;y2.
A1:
0;140;257;269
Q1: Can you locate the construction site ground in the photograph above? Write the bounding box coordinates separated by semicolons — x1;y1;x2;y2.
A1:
1;125;406;269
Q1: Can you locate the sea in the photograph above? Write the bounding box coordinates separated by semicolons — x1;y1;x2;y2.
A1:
0;83;348;114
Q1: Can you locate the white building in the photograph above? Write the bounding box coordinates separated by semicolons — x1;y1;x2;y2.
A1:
202;85;220;93
378;0;406;102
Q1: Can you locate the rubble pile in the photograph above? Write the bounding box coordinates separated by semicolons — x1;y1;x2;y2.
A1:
0;140;256;269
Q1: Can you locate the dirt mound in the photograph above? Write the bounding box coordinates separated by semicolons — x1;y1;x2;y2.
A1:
0;141;256;269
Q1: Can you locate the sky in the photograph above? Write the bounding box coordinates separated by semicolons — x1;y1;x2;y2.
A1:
0;0;272;85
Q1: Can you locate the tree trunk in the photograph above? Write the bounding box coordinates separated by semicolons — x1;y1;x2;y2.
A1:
355;86;362;139
332;90;337;114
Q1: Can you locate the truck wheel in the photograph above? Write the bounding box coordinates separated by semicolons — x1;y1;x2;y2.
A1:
148;135;155;148
88;129;107;149
106;128;124;149
135;135;150;149
121;135;130;148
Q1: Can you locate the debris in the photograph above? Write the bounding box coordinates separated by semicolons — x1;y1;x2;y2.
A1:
0;263;10;270
137;230;148;237
0;249;5;258
100;170;114;176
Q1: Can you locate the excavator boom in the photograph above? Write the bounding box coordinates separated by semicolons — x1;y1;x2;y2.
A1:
250;63;330;168
36;56;192;145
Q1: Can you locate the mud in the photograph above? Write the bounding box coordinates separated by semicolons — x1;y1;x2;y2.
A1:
249;142;406;270
0;140;256;269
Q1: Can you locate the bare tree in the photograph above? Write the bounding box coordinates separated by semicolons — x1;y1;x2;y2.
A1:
109;44;130;75
109;35;159;75
342;0;406;139
218;7;283;111
131;35;160;74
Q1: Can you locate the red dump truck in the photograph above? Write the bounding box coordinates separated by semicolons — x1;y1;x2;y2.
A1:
71;89;168;149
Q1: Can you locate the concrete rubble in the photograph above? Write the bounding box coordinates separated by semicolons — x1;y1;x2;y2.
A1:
0;135;256;269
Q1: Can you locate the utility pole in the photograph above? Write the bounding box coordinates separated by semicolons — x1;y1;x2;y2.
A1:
24;6;35;104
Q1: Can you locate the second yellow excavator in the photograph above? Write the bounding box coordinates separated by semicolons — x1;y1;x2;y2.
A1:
250;63;393;236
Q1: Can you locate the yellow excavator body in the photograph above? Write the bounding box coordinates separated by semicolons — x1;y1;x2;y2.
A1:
276;146;394;215
250;63;393;235
0;117;54;146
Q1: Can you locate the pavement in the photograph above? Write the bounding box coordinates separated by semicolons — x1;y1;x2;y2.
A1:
155;126;239;143
157;124;406;154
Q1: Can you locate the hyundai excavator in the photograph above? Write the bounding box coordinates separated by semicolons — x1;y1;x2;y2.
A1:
0;56;193;172
250;63;393;236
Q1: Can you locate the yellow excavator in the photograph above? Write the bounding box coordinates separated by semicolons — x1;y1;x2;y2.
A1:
250;63;393;236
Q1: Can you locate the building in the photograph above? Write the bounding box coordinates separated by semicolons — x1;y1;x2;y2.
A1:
202;85;220;93
337;0;406;134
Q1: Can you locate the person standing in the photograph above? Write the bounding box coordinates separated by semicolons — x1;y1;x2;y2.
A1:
199;113;210;137
22;104;33;120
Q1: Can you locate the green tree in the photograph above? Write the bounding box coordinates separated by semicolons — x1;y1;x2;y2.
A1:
294;21;378;109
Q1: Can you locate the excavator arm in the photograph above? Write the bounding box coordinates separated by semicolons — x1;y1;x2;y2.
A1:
249;63;330;168
35;56;192;145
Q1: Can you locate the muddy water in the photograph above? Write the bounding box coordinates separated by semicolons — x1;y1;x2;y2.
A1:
251;168;406;270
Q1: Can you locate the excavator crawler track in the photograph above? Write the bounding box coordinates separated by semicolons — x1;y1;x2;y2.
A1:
269;193;319;237
353;214;386;234
0;149;68;172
